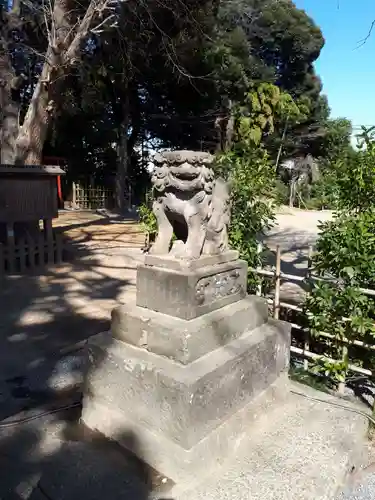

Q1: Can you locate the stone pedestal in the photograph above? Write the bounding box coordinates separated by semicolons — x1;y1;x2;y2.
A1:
82;252;291;483
137;250;247;319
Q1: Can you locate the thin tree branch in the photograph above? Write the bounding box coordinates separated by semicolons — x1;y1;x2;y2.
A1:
63;0;108;65
91;14;116;34
356;19;375;48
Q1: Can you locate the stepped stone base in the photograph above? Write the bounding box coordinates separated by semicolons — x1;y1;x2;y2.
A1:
111;296;269;364
82;248;291;484
81;302;290;483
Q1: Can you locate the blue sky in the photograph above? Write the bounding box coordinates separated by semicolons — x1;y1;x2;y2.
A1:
294;0;375;133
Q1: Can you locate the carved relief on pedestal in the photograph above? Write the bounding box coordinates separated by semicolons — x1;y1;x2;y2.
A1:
150;150;231;259
195;268;244;305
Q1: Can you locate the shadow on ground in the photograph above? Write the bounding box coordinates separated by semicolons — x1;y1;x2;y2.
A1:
55;210;144;255
0;217;170;500
0;408;173;500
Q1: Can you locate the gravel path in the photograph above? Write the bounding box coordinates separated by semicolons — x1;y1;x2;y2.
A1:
337;448;375;500
339;477;375;500
263;207;334;303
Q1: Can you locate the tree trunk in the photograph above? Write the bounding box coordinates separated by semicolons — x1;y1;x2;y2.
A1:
15;0;79;164
289;179;296;208
225;100;234;151
0;16;20;164
116;95;130;212
0;65;20;164
12;0;107;165
275;116;289;170
0;100;19;164
15;65;53;164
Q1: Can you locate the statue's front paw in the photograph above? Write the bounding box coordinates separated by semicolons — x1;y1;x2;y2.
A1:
170;240;185;257
149;242;166;255
180;247;201;260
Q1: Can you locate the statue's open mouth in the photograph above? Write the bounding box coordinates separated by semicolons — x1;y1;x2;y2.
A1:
169;173;201;191
169;163;201;188
172;172;199;180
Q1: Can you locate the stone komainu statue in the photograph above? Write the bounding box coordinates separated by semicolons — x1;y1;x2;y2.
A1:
150;150;230;259
279;154;320;208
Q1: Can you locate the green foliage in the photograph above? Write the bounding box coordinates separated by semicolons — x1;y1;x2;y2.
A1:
274;179;289;205
298;119;356;210
150;0;328;155
333;128;375;212
239;0;327;158
314;210;375;287
319;118;353;162
215;142;276;292
138;191;157;244
309;356;349;384
303;128;375;385
305;283;375;340
236;83;307;147
220;0;325;94
306;127;374;212
289;365;332;392
211;84;296;280
2;0;331;183
305;167;341;210
304;281;375;383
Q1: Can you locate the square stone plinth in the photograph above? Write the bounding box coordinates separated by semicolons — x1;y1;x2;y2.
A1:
136;258;247;319
81;314;290;483
111;296;269;364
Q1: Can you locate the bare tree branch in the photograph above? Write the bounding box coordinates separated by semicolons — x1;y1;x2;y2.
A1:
91;14;117;34
64;0;115;64
356;19;375;48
